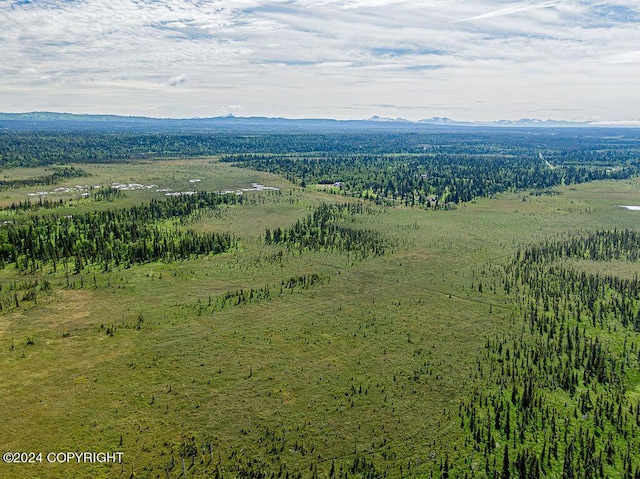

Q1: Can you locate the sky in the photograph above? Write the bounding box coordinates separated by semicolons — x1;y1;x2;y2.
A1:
0;0;639;122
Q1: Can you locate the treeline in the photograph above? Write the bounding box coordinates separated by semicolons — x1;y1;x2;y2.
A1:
0;166;89;189
227;153;636;207
452;229;640;477
91;186;125;202
2;186;125;213
520;229;640;263
2;196;66;213
265;202;389;258
0;131;427;165
200;273;328;313
2;129;640;167
0;191;242;271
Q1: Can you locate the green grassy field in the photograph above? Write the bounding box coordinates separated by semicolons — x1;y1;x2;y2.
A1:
1;159;640;478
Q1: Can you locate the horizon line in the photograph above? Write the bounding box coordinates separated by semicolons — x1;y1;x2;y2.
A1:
1;111;640;128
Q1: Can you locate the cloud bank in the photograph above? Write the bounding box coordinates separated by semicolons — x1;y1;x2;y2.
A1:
0;0;638;121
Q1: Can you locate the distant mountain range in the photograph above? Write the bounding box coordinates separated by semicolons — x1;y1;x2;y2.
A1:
368;115;597;127
0;111;636;132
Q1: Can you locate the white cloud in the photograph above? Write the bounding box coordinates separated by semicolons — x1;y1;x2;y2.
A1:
166;74;188;86
604;50;640;64
0;0;638;121
450;2;562;23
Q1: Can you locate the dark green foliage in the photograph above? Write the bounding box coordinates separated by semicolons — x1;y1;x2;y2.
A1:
2;186;124;213
90;186;125;202
522;229;640;263
2;196;66;213
228;152;636;206
0;130;469;165
267;203;389;258
0;166;89;189
501;444;510;479
2;128;639;170
350;454;385;479
0;191;241;271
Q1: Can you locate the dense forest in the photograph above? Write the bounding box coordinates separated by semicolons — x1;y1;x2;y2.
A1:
1;128;639;166
0;166;89;190
226;153;635;206
0;191;243;272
